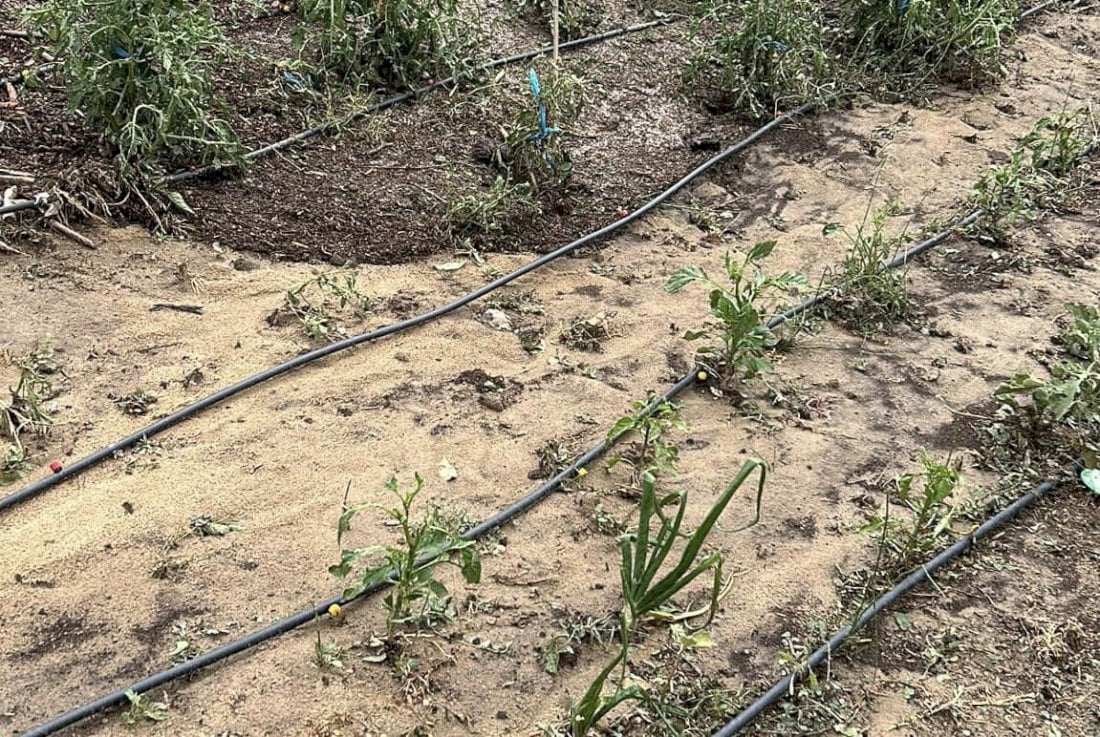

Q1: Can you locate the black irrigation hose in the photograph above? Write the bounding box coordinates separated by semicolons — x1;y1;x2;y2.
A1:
0;103;812;515
163;17;678;185
19;198;986;737
711;475;1065;737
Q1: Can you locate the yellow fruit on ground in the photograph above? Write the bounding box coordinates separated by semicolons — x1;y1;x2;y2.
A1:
328;603;342;618
697;370;708;382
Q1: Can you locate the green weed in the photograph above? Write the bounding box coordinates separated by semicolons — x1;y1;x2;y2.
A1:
971;107;1097;243
121;690;170;724
114;390;157;416
331;475;481;633
844;0;1019;89
2;344;57;444
991;303;1100;465
26;0;242;168
295;0;478;90
1;443;30;486
568;460;767;736
268;269;375;342
824;202;912;335
686;0;833;119
606;395;688;485
861;452;963;575
497;65;588;191
313;621;345;670
446;176;541;237
665;241;807;395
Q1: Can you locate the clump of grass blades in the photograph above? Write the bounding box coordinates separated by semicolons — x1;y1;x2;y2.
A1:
824;202;912;335
295;0;479;91
25;0;242;169
568;461;766;736
685;0;835;120
843;0;1019;90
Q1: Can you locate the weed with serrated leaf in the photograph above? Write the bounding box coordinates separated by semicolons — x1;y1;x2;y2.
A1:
269;269;375;342
331;474;481;633
666;241;807;396
121;690;170;724
606;395;688;485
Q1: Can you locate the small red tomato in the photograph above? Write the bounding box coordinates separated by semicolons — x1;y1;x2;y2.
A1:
426;78;435;87
49;460;63;473
616;209;629;218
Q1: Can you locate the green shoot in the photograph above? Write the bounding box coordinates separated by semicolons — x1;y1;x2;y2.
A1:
121;690;170;724
606;395;688;485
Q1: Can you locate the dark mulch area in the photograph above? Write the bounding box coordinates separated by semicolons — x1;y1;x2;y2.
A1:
1;0;743;265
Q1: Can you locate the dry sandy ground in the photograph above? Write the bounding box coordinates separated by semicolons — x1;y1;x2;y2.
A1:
1;10;1099;737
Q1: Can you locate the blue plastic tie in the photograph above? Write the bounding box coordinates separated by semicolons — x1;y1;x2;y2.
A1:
897;0;910;17
760;40;790;52
527;69;560;144
111;46;130;59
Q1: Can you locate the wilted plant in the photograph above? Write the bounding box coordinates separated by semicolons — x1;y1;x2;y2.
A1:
844;0;1019;88
296;0;478;90
331;475;481;633
2;340;58;444
1;444;29;486
121;690;170;724
498;66;588;190
509;0;597;40
665;241;807;394
269;270;375;342
606;395;688;484
686;0;833;119
824;202;912;335
569;460;767;736
26;0;242;168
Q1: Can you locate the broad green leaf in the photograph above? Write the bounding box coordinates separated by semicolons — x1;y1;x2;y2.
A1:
166;190;194;215
665;266;707;293
822;222;844;236
747;240;777;263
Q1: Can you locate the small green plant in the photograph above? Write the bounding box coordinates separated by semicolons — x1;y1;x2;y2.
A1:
665;241;807;394
843;0;1019;89
498;65;588;190
569;460;767;736
189;515;242;537
824;202;912;334
992;303;1100;462
606;396;688;484
121;690;170;724
686;0;833;119
313;621;345;670
861;453;963;574
331;475;481;633
2;340;59;445
1021;107;1097;178
446;176;541;236
295;0;477;90
542;612;618;675
26;0;242;168
268;270;375;342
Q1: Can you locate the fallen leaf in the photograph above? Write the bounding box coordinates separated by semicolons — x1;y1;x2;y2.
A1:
439;459;459;482
434;261;465;272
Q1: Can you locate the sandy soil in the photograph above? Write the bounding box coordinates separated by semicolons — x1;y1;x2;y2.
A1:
0;7;1098;737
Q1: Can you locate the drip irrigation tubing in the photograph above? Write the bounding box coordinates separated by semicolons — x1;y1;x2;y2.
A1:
19;205;991;737
162;17;679;185
711;475;1066;737
0;102;814;515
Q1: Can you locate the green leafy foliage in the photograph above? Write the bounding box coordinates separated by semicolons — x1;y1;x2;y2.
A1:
606;395;688;485
446;176;541;237
824;202;912;335
862;453;962;574
569;460;767;736
268;270;375;342
686;0;833;119
122;690;170;724
331;475;481;633
509;0;599;40
25;0;242;168
971;107;1097;243
845;0;1019;88
295;0;478;90
665;241;807;394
